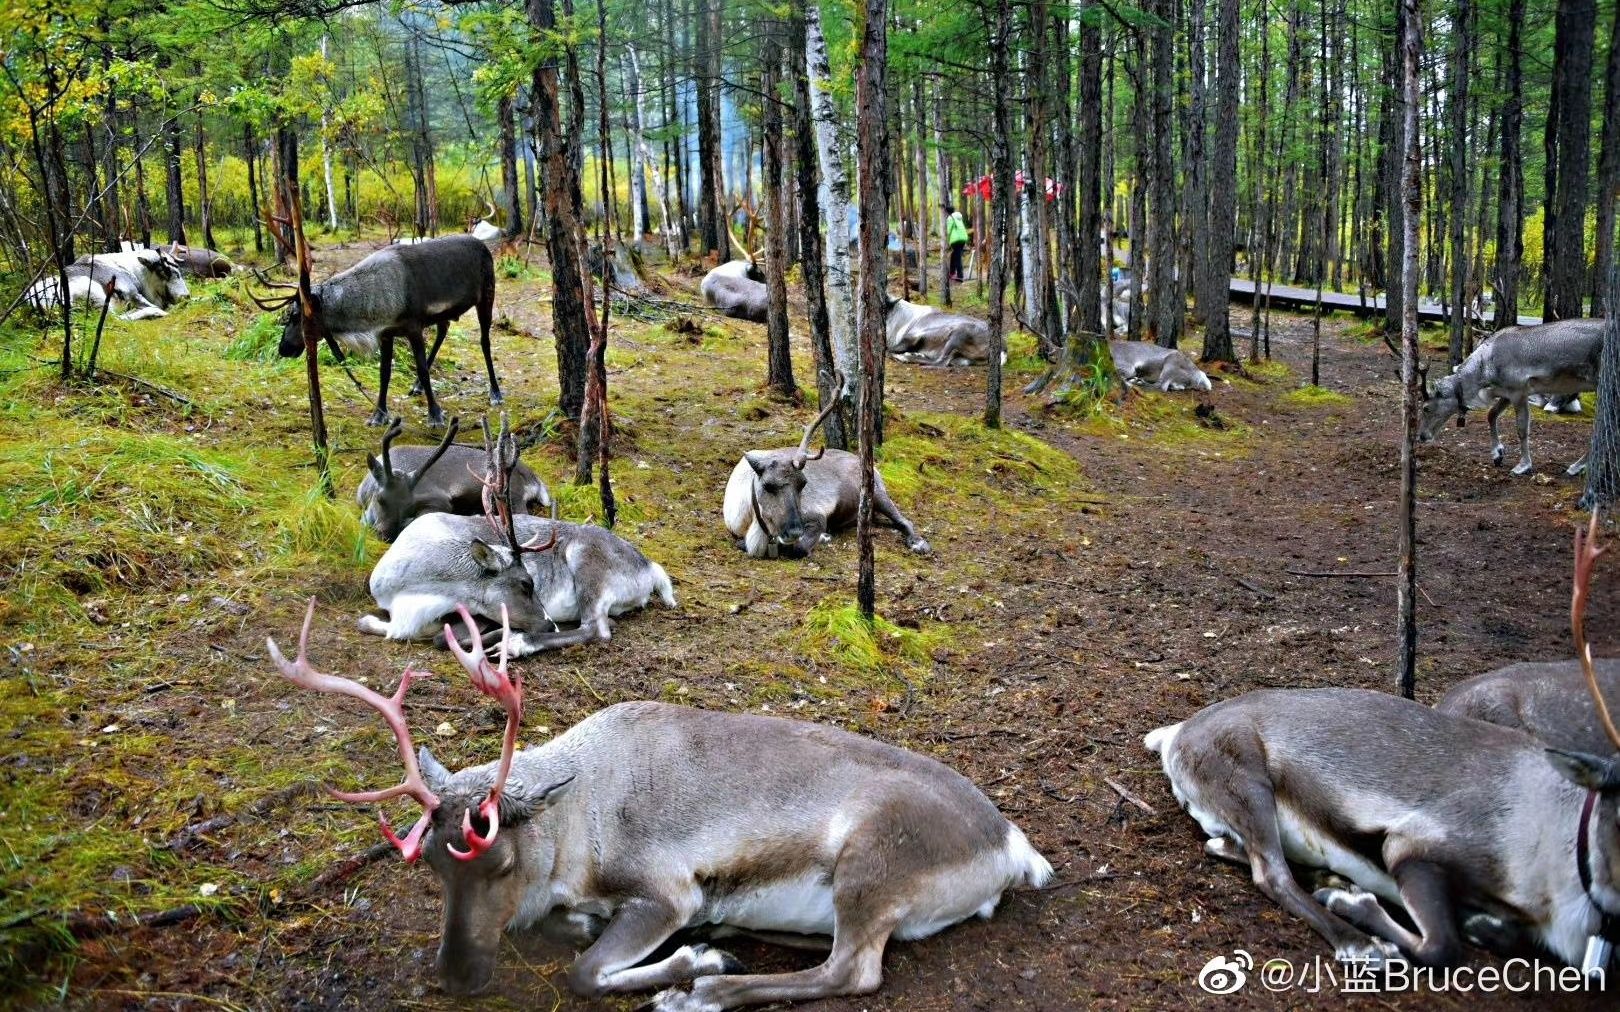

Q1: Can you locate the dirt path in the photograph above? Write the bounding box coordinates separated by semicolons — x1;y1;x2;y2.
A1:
40;272;1617;1010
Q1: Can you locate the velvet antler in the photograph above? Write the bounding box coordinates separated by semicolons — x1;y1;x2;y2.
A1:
442;604;523;861
1573;509;1620;751
267;599;440;862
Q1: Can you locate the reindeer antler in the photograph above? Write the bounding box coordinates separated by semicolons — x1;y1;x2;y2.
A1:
478;415;559;556
442;604;524;860
405;417;460;491
792;372;844;470
266;599;441;863
1417;361;1431;402
378;415;404;476
1573;509;1620;751
246;267;299;312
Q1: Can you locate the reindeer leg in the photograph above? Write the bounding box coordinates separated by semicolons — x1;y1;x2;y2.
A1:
1511;398;1534;475
565;896;739;999
410;321;449;396
1486;398;1508;465
1568;450;1590;477
478;296;502;405
409;329;447;428
1314;861;1459;967
369;332;395;426
872;485;931;554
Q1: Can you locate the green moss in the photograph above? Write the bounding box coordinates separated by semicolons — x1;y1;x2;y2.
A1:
879;410;1087;508
1281;385;1353;408
1243;358;1293;384
796;598;950;681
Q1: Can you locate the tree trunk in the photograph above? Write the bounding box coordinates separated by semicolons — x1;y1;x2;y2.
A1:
696;0;727;258
806;1;857;447
1544;0;1595;321
1128;30;1149;341
1199;0;1239;363
791;8;837;425
164;111;187;245
499;94;524;238
1185;0;1209;331
762;37;795;398
1590;1;1620;316
1583;257;1620;509
244;124;263;254
985;0;1014;426
531;0;591;422
1447;0;1471;365
624;45;650;241
855;0;891;619
1494;0;1525;326
1381;0;1405;335
317;40;338;233
1149;0;1180;348
404;25;436;237
1396;0;1423;700
194;87;218;249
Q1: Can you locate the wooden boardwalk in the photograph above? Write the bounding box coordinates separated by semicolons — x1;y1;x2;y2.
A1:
1227;277;1544;328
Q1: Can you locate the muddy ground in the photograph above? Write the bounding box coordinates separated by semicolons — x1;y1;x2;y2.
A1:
11;246;1619;1011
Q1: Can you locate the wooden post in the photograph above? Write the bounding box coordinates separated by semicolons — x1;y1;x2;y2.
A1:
273;129;333;499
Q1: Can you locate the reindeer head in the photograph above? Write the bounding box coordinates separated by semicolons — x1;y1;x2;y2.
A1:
457;414;560;638
727;202;765;283
745;381;842;557
137;248;190;306
1416;364;1467;442
269;600;573;996
245;269;317;358
364;416;462;541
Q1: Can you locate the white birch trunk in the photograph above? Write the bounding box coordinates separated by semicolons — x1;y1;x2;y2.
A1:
624;46;650;242
806;2;856;393
320;36;339;231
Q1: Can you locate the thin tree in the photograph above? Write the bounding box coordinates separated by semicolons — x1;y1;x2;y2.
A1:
1543;0;1596;321
1585;257;1620;510
1200;0;1240;363
1396;0;1423;699
854;0;890;620
1446;0;1471;365
1493;0;1524;327
790;9;837;423
761;34;795;398
806;0;857;447
1590;1;1620;317
984;0;1014;427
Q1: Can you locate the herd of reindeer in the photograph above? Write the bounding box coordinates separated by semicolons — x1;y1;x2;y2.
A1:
22;210;1620;1006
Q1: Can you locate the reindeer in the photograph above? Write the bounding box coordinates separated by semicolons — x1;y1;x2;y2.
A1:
1438;658;1620;757
722;388;930;559
251;234;500;428
24;260;168;321
884;295;1001;367
362;416;672;655
1418;318;1604;476
269;599;1051;1003
469;200;503;243
357;416;553;543
1145;511;1620;973
1109;340;1212;392
700;210;768;323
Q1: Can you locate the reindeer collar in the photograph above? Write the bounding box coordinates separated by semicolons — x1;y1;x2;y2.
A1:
1576;789;1620;943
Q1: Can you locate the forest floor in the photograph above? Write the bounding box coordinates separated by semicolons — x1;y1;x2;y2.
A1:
1;238;1616;1011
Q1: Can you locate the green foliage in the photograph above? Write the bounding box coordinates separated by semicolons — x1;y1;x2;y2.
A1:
1281;384;1353;408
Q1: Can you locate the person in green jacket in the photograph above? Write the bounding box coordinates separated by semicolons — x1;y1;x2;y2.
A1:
945;203;969;282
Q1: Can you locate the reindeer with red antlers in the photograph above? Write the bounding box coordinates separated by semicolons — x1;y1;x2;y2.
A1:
270;598;1051;1003
1146;509;1620;974
359;414;673;655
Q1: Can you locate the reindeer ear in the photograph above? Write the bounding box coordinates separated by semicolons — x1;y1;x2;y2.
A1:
744;452;768;476
418;746;452;794
469;539;513;574
1545;749;1620;792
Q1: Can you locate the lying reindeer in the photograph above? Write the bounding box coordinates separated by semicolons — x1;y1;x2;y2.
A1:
254;234;500;428
1109;340;1212;392
357;416;552;542
24;260;168;321
1418;318;1603;476
700;210;769;322
269;599;1051;1003
1145;512;1620;972
722;390;930;559
884;296;1001;367
1438;658;1620;756
362;416;672;655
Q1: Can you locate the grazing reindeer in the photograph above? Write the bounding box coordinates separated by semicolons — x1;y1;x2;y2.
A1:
357;416;552;542
1438;658;1620;757
700;212;768;323
362;417;672;655
1109;340;1212;392
252;234;499;428
722;389;930;559
269;599;1051;1003
1418;318;1603;476
884;295;1001;367
1146;511;1620;972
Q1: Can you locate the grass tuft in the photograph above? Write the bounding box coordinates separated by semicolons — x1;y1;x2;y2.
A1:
797;598;950;679
1281;385;1353;408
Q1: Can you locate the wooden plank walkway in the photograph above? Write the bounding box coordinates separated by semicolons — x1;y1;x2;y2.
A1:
1227;277;1544;328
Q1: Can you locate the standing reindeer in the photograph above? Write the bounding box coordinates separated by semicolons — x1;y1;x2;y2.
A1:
362;416;672;655
1418;319;1603;476
722;389;930;559
269;599;1051;1004
357;416;552;542
1146;512;1620;973
252;234;500;428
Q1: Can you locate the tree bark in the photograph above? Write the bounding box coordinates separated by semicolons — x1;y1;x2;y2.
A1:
1543;0;1596;321
1447;0;1471;364
791;9;837;425
1200;0;1240;363
855;0;891;619
1590;1;1620;316
696;0;727;258
1583;257;1620;509
1494;0;1525;326
985;0;1014;426
498;94;524;239
762;36;795;398
164;110;187;245
806;1;857;447
1149;0;1180;348
531;0;591;422
1397;0;1422;700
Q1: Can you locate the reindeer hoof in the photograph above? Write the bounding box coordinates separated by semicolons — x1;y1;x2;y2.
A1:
366;411;391;427
489;391;505;407
357;614;389;637
426;413;448;430
1333;937;1405;969
1568;461;1588;477
650;988;719;1012
1511;461;1533;476
908;537;933;555
681;944;745;978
